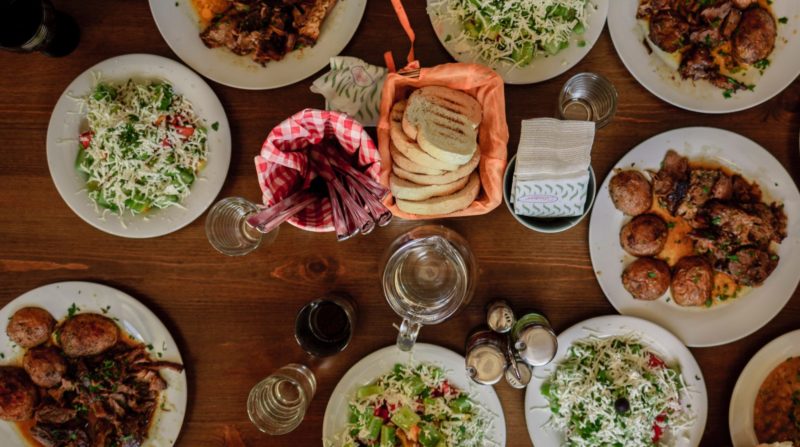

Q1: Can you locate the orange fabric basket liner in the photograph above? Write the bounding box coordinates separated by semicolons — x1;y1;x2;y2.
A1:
377;63;509;220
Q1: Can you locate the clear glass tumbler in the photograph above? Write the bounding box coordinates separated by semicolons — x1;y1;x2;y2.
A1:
205;197;278;256
557;72;618;129
247;364;316;435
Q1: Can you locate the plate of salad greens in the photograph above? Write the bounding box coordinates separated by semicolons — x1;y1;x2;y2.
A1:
46;54;231;238
322;343;505;447
427;0;609;84
525;315;707;447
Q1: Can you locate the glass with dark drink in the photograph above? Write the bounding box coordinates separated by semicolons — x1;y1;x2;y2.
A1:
294;293;356;357
1;0;80;57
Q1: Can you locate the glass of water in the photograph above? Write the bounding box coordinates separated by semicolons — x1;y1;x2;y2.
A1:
381;225;477;351
557;72;618;129
247;364;316;435
205;197;278;256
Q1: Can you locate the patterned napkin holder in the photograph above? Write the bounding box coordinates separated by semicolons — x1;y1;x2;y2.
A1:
511;119;594;218
310;56;387;126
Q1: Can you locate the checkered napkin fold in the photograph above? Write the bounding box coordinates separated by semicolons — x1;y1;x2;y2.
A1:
254;109;382;232
511;118;595;218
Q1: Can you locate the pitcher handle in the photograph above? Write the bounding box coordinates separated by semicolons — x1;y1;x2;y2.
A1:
396;319;422;352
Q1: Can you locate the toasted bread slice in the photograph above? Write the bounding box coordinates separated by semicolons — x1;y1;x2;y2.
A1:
390;172;470;201
402;86;482;140
390;101;460;172
396;172;481;216
416;123;478;166
393;149;479;185
390;142;445;176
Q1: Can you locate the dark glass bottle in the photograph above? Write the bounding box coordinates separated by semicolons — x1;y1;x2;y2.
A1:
0;0;80;57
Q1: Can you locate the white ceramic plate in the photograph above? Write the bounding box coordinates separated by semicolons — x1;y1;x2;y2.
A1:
608;0;800;113
729;329;800;446
149;0;367;90
0;281;187;447
589;127;800;347
46;54;231;238
525;315;708;447
427;0;609;84
322;343;506;446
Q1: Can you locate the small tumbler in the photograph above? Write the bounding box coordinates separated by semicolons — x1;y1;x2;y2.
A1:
247;364;316;435
205;197;278;256
557;72;618;129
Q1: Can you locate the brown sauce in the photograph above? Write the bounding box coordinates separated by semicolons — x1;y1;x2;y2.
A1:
754;357;800;445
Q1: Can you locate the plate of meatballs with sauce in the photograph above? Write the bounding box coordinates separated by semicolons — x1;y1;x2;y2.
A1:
608;0;800;113
0;281;187;447
589;127;800;347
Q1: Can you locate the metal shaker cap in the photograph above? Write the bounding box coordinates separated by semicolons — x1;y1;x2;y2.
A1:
466;345;506;385
486;300;516;333
505;360;532;389
515;326;558;367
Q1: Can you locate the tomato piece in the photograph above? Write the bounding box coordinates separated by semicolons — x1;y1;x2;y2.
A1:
174;125;194;138
79;131;93;148
652;413;666;444
648;353;666;368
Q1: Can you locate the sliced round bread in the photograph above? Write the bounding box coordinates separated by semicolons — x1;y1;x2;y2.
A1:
402;86;482;141
416;125;478;166
392;149;479;186
396;172;481;216
390;142;445;176
390;172;471;201
390;101;460;171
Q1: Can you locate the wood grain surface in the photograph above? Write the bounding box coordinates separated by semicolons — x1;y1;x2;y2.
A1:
0;1;798;446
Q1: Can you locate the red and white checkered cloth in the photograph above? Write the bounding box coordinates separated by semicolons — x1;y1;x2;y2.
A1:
254;109;380;232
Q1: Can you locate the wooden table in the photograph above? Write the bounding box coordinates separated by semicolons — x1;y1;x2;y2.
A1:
1;1;798;446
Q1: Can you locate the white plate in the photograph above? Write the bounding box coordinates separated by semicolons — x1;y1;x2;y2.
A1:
608;0;800;113
0;281;187;447
729;329;800;447
322;343;506;446
589;127;800;347
427;0;609;84
149;0;367;90
525;315;708;447
46;54;231;238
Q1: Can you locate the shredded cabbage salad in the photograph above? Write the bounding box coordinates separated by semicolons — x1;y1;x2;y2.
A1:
428;0;592;68
329;363;492;447
76;79;209;215
541;335;694;446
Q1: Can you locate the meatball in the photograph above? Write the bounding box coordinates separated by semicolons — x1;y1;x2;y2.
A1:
671;256;714;306
7;307;55;348
728;248;777;286
0;366;37;421
649;11;690;53
620;214;669;257
733;8;776;64
23;347;67;388
59;314;119;357
610;170;653;216
622;257;671;301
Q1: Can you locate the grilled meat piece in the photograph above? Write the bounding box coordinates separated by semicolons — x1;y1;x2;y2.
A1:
671;256;714;306
711;173;733;200
23;347;67;388
59;314;119;357
7;307;55;349
690;27;723;46
295;0;337;45
722;8;742;38
622;257;672;300
731;174;762;202
727;247;777;286
653;150;690;214
31;425;89;447
649;11;690;52
741;202;787;245
638;0;675;18
0;366;38;421
690;228;736;267
700;1;732;25
620;214;669;257
677;169;720;224
609;170;653;216
733;8;776;64
34;405;77;425
680;46;717;80
706;201;763;246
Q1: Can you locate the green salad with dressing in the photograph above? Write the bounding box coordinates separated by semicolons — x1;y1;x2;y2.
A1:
76;78;209;216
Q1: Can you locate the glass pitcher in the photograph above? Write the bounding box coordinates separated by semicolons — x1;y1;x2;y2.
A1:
381;225;477;351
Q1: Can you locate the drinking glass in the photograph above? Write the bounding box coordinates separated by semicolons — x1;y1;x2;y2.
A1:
247;364;316;435
381;225;477;351
205;197;278;256
0;0;80;57
295;293;357;357
557;72;618;129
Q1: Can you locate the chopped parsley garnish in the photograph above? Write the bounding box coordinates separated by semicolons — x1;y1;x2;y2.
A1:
753;58;770;71
778;17;788;24
711;217;721;226
211;121;219;131
667;222;676;229
722;89;734;99
67;303;80;318
647;271;657;278
727;254;739;262
705;298;713;308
